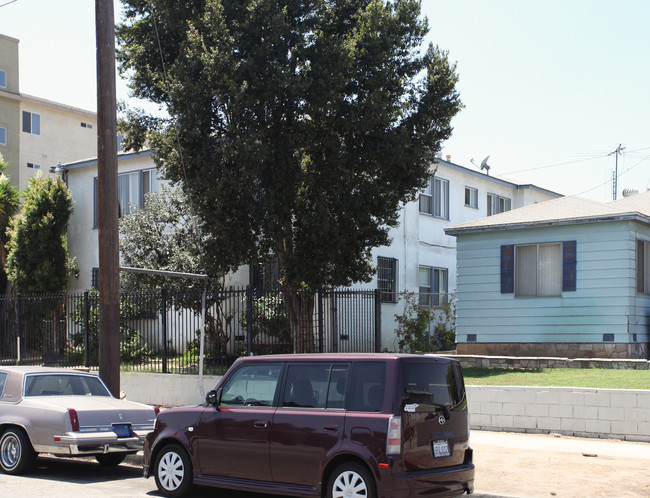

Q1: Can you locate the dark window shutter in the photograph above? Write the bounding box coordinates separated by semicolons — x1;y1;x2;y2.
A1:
500;245;514;293
562;241;577;292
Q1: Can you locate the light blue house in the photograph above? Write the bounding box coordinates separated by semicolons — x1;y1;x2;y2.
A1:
445;191;650;359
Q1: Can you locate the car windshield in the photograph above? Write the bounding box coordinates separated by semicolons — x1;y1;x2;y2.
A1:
24;374;111;397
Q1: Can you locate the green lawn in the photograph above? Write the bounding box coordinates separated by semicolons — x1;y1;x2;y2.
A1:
462;367;650;390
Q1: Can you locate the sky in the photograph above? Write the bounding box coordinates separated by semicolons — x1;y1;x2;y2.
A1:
0;0;648;202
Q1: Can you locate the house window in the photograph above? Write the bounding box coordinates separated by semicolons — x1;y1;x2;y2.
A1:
419;176;449;219
638;240;649;294
91;267;99;290
515;243;562;297
22;111;40;135
464;186;478;208
487;193;511;216
0;127;6;146
142;169;159;202
27;163;40;170
419;266;448;307
93;168;160;227
0;70;6;88
250;256;280;295
377;256;398;303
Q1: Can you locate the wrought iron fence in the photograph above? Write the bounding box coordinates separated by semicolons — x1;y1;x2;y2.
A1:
0;287;380;373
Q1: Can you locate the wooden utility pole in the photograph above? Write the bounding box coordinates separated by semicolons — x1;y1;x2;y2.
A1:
96;0;120;397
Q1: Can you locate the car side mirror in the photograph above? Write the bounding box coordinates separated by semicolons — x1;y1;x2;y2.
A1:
206;388;222;407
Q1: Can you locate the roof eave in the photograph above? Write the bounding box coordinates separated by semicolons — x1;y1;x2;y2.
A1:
445;213;650;236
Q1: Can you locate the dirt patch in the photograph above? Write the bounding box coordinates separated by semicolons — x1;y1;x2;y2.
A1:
473;436;650;497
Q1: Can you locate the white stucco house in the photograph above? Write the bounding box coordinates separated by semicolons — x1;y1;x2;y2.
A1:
63;149;559;350
446;190;650;359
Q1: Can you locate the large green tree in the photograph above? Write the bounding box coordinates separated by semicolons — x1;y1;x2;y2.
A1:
117;0;462;352
6;175;74;294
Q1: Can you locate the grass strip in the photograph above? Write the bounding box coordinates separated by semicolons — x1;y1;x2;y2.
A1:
463;367;650;390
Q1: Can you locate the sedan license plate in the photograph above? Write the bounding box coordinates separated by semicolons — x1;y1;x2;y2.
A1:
112;424;132;438
432;439;451;458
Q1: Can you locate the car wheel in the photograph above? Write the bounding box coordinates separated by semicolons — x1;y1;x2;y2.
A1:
327;461;376;498
0;427;36;475
95;453;127;466
154;444;193;497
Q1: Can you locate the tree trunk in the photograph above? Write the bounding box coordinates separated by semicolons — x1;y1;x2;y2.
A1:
282;289;315;353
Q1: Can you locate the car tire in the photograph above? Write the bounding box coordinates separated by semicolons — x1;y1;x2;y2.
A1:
0;427;36;475
154;444;193;497
95;453;127;466
327;461;376;498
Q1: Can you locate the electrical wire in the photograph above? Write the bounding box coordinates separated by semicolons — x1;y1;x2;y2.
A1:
0;0;19;8
499;154;609;177
575;153;650;197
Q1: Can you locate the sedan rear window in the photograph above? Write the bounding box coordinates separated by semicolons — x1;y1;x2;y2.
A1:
24;374;111;397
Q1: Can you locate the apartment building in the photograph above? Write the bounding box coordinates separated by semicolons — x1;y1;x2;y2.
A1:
0;33;97;189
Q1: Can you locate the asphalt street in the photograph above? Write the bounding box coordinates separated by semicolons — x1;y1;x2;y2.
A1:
1;430;649;497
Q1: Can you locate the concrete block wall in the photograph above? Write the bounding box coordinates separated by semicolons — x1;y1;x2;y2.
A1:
467;385;650;443
119;373;650;443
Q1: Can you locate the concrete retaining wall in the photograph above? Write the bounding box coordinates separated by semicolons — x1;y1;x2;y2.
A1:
467;385;650;443
120;372;223;407
120;373;650;443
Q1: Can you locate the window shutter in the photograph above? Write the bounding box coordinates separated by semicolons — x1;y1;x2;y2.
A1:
562;241;577;292
500;245;514;293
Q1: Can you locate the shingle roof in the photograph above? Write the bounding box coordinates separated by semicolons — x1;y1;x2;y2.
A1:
446;190;650;234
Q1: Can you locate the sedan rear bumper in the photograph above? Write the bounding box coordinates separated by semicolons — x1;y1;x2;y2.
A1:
33;429;149;456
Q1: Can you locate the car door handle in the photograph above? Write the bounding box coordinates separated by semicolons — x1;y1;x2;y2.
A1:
324;425;338;432
254;421;269;428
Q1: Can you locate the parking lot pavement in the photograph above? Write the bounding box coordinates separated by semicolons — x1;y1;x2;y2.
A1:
472;430;650;497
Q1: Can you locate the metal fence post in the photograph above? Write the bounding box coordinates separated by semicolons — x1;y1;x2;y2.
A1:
84;291;90;367
16;294;21;365
374;289;382;353
246;285;253;355
317;289;324;353
161;289;167;374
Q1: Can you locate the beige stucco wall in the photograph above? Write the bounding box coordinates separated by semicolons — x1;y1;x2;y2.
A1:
18;98;97;190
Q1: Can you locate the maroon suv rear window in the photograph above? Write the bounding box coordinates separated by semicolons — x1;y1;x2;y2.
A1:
401;362;464;411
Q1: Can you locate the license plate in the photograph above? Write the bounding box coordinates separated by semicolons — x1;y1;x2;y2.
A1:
432;439;451;458
112;424;131;437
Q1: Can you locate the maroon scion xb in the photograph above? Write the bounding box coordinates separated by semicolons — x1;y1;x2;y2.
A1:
143;353;474;497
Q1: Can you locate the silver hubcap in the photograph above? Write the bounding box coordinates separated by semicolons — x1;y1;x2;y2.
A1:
0;433;20;470
157;450;184;491
332;470;368;498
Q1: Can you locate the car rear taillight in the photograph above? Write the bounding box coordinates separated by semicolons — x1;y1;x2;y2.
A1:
386;416;401;455
68;408;80;432
154;406;160;416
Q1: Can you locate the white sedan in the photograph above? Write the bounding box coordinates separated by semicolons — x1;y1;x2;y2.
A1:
0;366;158;474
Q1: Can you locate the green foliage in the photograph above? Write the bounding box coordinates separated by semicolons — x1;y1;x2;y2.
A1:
119;186;217;291
6;174;74;293
394;292;456;353
68;289;152;366
0;154;24;292
116;0;462;291
239;292;291;345
394;292;435;353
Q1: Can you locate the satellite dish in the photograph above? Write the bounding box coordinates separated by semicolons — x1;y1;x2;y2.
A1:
480;155;491;175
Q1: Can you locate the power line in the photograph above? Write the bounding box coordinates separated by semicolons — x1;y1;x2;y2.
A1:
500;154;609;176
0;0;19;7
576;153;650;197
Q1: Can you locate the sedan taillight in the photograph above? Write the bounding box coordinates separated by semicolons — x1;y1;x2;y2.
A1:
386;416;401;455
68;408;80;432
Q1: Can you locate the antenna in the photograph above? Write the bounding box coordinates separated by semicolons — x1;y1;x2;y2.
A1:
480;155;491;175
